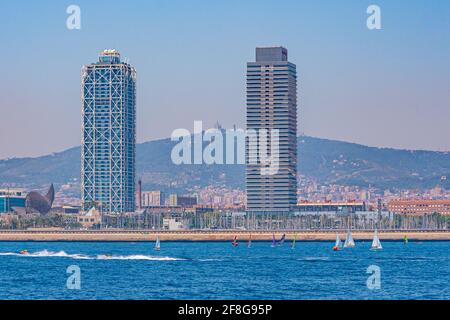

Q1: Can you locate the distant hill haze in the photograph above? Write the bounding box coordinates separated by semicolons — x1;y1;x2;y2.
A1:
0;136;449;193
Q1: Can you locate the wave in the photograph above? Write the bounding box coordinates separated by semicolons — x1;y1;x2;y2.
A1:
300;257;330;261
0;250;185;261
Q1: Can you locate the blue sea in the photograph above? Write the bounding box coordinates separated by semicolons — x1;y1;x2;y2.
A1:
0;241;448;300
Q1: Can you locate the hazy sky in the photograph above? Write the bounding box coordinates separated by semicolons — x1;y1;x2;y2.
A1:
0;0;449;159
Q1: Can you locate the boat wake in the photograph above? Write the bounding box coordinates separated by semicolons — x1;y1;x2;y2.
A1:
198;258;225;262
96;254;184;261
300;256;330;261
0;250;90;259
0;250;186;261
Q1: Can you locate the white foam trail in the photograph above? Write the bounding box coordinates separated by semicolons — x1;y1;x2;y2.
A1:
0;250;185;261
198;258;224;262
31;250;91;259
96;254;185;261
300;257;330;261
0;250;91;259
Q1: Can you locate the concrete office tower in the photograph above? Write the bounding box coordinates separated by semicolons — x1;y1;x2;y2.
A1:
246;47;298;213
81;49;136;213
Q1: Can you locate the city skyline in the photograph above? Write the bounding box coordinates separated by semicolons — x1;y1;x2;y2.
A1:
0;1;449;305
1;0;450;159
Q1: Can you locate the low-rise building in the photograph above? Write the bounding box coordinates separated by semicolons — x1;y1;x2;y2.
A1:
0;189;26;213
167;194;197;207
296;201;366;214
142;191;165;207
162;218;188;230
50;206;81;215
388;200;450;215
77;207;101;228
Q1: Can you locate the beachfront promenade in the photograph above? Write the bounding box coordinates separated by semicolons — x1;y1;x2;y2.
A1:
0;229;448;241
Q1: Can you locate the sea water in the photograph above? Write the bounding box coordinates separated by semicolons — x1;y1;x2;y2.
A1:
0;241;448;300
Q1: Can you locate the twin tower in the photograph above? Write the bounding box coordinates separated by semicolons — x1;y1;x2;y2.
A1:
81;47;297;214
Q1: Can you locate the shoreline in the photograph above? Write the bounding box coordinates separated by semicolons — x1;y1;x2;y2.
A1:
0;230;448;242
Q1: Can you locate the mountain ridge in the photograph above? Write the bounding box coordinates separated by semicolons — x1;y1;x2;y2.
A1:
1;135;449;192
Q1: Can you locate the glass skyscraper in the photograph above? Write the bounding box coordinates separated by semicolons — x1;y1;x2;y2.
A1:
246;47;298;213
81;49;136;213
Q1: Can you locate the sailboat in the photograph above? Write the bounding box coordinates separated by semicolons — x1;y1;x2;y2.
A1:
271;233;276;247
333;233;342;251
154;236;161;251
370;230;382;250
291;234;297;249
247;234;252;248
343;230;356;248
232;236;238;247
278;234;286;246
271;234;286;247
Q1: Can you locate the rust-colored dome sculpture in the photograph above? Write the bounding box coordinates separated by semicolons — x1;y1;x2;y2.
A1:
25;184;55;215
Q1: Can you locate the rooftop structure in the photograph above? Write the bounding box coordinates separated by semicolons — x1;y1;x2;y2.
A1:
0;189;26;197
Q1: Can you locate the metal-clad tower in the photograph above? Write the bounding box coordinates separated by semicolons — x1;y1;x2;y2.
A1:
246;47;298;213
81;49;136;213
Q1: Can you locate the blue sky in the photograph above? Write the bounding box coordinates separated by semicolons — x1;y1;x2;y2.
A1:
0;0;449;158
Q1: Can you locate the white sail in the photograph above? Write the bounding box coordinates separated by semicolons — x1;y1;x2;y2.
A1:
371;230;382;250
155;236;161;250
344;230;355;248
335;233;342;248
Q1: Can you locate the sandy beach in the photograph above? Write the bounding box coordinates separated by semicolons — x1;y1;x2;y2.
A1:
0;230;448;241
